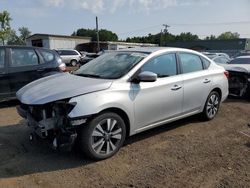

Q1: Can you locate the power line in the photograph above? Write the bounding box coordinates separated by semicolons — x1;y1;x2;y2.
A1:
118;20;250;36
169;21;250;26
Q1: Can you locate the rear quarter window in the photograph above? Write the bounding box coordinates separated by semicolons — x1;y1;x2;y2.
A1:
39;49;55;63
201;57;211;68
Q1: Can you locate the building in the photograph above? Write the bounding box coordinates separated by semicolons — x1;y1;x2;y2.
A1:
76;41;158;53
165;38;250;56
26;34;91;50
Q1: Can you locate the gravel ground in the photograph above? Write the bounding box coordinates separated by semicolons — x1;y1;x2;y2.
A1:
0;99;249;188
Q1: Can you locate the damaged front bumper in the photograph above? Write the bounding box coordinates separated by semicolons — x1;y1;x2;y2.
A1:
17;101;87;150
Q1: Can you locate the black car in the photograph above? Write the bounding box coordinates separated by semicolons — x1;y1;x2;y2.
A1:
0;46;66;102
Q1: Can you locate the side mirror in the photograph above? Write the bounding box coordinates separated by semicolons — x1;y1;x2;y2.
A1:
137;71;157;82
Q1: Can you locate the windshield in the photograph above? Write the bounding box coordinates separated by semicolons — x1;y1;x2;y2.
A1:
229;58;250;64
73;51;148;79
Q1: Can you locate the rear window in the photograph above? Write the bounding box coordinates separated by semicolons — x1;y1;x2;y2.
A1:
0;48;5;68
229;58;250;64
58;50;79;56
179;53;203;74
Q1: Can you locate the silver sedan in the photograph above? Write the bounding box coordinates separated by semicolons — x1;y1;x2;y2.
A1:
17;47;229;160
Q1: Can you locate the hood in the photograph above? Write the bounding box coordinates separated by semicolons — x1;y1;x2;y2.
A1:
17;73;113;105
221;64;250;73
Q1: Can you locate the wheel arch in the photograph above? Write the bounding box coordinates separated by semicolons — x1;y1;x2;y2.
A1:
211;87;222;99
70;59;78;62
99;107;130;138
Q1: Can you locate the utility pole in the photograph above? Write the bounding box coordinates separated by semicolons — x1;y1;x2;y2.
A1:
163;24;170;33
160;29;163;46
96;16;100;52
162;24;170;46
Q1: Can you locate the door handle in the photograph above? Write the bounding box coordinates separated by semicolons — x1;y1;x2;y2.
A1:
203;79;211;84
37;69;45;72
171;85;182;91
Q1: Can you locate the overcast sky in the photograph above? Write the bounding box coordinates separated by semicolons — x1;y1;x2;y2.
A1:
1;0;250;39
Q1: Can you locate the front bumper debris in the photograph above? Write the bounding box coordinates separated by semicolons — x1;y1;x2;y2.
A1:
17;103;81;150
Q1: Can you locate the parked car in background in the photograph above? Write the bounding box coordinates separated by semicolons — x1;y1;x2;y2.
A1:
202;52;231;64
56;49;83;66
232;50;250;58
223;56;250;98
78;50;110;65
0;46;65;102
79;52;100;65
17;47;228;160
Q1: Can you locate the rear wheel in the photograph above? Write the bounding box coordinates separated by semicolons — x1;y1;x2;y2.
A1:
70;60;77;66
80;112;126;160
202;91;221;120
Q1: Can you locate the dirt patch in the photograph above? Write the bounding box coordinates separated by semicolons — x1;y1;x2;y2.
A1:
0;99;249;188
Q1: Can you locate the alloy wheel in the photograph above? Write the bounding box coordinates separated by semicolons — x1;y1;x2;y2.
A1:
206;94;219;119
91;118;123;156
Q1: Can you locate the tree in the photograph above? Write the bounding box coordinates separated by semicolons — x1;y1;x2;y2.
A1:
18;27;31;44
217;31;240;40
72;28;118;41
175;32;199;41
0;10;12;45
204;35;217;40
6;29;20;45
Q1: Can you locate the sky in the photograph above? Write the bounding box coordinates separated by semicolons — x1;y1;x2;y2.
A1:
1;0;250;40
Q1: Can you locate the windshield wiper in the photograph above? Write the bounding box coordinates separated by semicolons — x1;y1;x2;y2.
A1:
74;73;102;78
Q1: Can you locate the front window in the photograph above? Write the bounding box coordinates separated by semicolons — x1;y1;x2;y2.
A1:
141;53;177;77
73;51;148;79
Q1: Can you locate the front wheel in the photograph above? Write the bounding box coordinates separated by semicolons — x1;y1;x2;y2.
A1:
202;91;221;120
80;112;126;160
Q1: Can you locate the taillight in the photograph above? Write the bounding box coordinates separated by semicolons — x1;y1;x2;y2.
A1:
59;63;67;72
224;71;229;79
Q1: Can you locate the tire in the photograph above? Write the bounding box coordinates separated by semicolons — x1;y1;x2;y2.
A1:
70;60;77;67
202;91;221;121
80;112;126;160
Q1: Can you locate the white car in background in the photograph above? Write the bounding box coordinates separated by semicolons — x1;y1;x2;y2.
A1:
56;49;83;66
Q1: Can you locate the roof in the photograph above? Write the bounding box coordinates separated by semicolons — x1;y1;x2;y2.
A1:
0;45;51;50
27;33;91;40
118;47;196;54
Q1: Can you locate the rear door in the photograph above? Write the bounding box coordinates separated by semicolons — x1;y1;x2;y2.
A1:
178;52;212;114
0;47;11;100
7;47;41;96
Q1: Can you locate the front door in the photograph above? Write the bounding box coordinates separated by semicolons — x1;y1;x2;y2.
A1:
132;53;183;132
